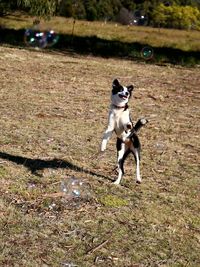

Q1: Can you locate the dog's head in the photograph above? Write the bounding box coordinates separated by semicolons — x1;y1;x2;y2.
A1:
111;79;134;107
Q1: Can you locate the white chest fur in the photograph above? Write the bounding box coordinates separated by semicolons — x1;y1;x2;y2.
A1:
109;107;131;137
101;105;132;152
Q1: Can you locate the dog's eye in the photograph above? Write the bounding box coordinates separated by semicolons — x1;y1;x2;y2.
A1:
119;87;123;92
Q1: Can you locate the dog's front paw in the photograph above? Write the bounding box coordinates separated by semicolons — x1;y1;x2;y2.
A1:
140;118;148;125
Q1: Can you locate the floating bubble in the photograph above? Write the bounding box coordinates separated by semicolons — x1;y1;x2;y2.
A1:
46;30;59;47
132;10;148;26
163;1;172;6
24;29;59;49
141;46;154;60
27;183;36;189
24;29;47;48
61;177;91;202
49;202;57;210
154;141;165;152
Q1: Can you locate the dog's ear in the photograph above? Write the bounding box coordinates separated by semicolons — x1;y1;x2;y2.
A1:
127;85;134;92
112;79;120;88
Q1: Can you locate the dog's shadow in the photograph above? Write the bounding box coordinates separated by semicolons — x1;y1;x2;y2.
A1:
0;151;107;179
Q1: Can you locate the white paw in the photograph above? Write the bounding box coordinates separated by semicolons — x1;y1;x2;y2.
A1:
136;178;142;184
100;146;106;152
101;141;107;152
140;118;148;125
113;180;120;185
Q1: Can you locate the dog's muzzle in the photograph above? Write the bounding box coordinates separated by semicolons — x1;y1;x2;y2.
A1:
119;93;128;99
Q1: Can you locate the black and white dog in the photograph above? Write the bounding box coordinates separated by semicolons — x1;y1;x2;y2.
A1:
101;79;148;185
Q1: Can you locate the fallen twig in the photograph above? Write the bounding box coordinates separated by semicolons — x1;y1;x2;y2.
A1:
86;238;110;255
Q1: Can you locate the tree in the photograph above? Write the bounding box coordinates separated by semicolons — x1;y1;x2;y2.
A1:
97;0;115;20
0;0;16;16
151;4;168;28
0;0;58;18
73;1;86;20
59;0;73;17
0;0;200;30
18;0;57;18
121;0;136;10
85;0;98;21
151;3;200;29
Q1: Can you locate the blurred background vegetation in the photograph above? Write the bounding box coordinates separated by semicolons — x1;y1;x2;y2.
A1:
1;0;200;30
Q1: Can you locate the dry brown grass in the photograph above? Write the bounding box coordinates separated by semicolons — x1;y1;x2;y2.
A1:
0;46;199;267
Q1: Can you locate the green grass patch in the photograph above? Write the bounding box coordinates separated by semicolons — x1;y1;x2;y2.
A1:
99;194;129;207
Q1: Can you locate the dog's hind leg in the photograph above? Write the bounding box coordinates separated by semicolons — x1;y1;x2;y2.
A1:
130;133;142;184
134;148;141;184
114;138;130;185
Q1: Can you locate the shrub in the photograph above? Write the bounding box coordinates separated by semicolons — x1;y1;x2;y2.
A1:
152;3;200;30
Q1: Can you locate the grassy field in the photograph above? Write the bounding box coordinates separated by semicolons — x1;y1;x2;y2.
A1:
0;45;199;267
1;12;200;52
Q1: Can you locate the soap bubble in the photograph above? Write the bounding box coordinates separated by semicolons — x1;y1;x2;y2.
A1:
46;30;59;47
24;29;47;48
154;141;165;152
141;46;154;60
24;29;59;49
133;10;148;26
49;202;57;210
61;177;92;203
27;183;36;190
163;1;172;6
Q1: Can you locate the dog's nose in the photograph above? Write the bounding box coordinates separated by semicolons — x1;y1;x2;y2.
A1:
125;92;129;96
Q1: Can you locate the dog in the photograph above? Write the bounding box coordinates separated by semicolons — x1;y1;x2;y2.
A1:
101;79;148;184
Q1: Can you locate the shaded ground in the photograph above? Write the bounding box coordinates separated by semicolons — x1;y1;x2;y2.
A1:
0;46;199;267
1;27;200;66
